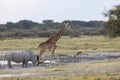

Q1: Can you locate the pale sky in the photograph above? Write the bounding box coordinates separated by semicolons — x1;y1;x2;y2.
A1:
0;0;120;24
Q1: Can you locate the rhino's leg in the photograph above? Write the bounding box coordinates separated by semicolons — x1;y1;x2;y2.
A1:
22;60;25;67
7;60;12;68
32;62;36;67
24;60;28;67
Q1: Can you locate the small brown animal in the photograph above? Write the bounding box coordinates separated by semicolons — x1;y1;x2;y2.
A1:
74;51;82;57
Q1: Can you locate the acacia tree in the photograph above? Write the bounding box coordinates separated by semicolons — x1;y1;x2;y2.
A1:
105;5;120;37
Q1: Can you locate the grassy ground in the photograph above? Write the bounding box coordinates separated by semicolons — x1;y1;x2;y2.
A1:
1;75;120;80
0;36;120;54
0;36;120;80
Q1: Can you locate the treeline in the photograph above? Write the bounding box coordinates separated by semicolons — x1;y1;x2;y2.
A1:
0;20;105;39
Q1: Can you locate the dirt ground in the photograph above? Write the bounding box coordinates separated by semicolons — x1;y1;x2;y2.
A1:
0;51;120;78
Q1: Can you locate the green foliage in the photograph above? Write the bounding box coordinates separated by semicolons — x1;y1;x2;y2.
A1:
42;20;54;24
105;5;120;38
0;20;105;38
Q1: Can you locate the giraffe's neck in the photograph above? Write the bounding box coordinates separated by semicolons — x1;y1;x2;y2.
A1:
48;25;66;43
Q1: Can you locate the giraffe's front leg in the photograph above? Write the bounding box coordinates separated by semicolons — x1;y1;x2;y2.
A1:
54;45;60;64
55;53;60;64
50;52;54;66
50;45;59;66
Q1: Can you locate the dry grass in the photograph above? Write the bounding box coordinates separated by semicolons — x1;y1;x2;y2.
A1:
1;74;120;80
0;36;120;54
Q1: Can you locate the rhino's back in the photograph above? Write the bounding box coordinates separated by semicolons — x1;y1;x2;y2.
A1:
6;50;31;63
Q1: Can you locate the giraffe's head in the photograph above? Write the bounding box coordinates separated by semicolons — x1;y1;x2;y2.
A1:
63;23;73;31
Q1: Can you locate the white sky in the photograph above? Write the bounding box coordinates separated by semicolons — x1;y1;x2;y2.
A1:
0;0;120;24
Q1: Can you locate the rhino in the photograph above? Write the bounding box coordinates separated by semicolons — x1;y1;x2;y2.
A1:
5;50;39;68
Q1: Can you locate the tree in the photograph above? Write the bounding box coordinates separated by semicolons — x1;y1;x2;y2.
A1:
105;5;120;37
42;20;54;24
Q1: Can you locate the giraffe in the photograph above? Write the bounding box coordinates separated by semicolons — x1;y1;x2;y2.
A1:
37;23;71;65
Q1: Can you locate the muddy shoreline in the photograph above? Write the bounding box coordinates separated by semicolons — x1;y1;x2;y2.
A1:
0;51;120;69
0;51;120;78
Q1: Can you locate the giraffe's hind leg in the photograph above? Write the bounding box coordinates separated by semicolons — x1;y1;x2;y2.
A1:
38;48;45;65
